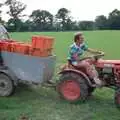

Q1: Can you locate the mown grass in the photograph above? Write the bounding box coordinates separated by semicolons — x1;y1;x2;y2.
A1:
0;31;120;120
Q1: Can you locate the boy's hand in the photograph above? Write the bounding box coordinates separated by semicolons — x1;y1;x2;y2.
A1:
98;51;104;54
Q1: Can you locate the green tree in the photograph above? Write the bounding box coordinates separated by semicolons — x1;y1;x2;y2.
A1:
78;21;94;30
0;3;3;23
108;9;120;29
21;20;33;31
7;18;23;32
30;9;53;31
5;0;26;31
0;3;2;15
95;15;108;30
56;8;72;31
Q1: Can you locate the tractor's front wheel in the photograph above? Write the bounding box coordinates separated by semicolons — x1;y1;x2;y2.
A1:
115;88;120;108
56;72;88;103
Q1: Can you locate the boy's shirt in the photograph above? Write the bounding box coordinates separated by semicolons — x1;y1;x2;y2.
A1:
68;42;88;62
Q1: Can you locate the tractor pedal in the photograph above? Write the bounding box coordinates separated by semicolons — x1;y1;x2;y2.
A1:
42;82;56;88
47;80;56;84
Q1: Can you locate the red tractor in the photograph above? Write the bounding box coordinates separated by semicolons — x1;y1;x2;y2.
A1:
56;52;120;107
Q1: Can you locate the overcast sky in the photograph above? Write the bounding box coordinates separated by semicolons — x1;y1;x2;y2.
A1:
1;0;120;21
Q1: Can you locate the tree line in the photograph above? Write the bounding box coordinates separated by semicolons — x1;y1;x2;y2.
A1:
0;0;120;32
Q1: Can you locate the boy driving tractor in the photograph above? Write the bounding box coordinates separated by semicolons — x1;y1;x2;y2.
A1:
67;32;104;87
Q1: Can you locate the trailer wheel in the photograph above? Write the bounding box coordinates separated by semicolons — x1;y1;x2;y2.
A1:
0;73;15;96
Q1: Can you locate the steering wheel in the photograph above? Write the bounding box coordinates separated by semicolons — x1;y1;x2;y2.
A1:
93;51;105;61
79;51;105;61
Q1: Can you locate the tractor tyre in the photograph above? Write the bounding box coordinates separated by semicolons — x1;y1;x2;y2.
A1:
56;72;88;103
0;73;15;96
88;87;95;96
115;88;120;108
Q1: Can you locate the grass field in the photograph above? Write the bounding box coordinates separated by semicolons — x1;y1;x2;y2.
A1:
0;31;120;120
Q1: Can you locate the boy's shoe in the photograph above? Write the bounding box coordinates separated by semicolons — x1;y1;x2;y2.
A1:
47;80;55;84
93;78;105;88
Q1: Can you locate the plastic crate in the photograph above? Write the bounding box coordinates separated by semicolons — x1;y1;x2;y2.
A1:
32;36;54;50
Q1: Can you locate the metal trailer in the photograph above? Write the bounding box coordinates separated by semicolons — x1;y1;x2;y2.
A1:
0;51;56;96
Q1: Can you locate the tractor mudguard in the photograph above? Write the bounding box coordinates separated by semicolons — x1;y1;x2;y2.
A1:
59;69;93;87
0;66;18;86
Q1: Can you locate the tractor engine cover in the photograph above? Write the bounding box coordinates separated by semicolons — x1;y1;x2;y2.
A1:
97;64;115;85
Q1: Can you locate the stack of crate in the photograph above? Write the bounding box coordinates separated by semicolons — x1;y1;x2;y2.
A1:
0;36;54;57
30;36;54;57
0;40;30;55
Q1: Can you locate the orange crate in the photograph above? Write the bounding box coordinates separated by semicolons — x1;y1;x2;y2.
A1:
0;41;4;51
0;40;31;54
8;42;31;55
30;48;52;57
1;42;11;51
32;36;54;51
25;44;31;55
0;40;18;52
31;49;41;56
1;42;6;51
9;42;16;52
40;49;52;57
9;42;20;52
12;43;29;54
43;36;54;49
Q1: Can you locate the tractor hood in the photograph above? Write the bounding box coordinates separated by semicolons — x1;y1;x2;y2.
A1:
98;60;120;65
95;59;120;68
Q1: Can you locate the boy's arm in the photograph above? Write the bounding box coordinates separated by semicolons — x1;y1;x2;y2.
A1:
87;48;101;54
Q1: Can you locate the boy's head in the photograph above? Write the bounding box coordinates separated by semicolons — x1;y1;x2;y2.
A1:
74;32;84;45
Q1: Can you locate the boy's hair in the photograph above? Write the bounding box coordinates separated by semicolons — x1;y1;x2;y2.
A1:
74;32;83;42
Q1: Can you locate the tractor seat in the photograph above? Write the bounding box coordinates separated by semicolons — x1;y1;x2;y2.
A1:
67;60;90;78
67;60;85;70
68;59;76;66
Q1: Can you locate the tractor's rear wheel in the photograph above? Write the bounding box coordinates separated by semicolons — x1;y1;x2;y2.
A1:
88;87;95;96
0;73;15;96
115;88;120;108
56;72;88;102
